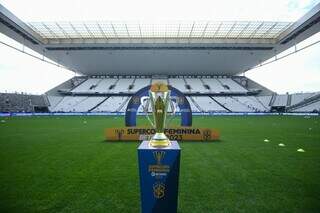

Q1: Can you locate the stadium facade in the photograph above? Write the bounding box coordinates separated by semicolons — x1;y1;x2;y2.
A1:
0;4;320;114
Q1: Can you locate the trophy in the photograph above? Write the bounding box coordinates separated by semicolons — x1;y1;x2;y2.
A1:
143;82;173;147
138;82;181;213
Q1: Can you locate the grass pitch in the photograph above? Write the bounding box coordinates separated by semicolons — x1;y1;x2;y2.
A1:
0;115;319;213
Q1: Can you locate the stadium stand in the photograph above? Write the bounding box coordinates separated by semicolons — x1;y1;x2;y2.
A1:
130;78;152;92
92;78;117;93
218;78;248;93
1;76;319;114
272;94;288;106
292;100;320;112
40;76;320;113
52;96;88;112
234;96;269;112
71;78;101;93
92;96;130;112
190;96;227;112
184;79;208;93
256;96;272;109
113;78;135;93
213;97;252;112
202;78;228;93
71;97;106;112
0;93;48;112
168;78;188;93
290;93;315;105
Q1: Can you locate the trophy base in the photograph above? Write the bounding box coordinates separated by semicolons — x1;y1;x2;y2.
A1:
149;133;171;147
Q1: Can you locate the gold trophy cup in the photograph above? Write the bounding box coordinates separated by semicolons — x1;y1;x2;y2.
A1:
148;83;171;147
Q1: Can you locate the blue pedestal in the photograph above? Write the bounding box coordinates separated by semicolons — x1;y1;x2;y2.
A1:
138;141;181;213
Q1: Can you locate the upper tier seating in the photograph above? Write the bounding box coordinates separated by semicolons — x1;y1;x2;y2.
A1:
168;78;188;92
112;78;135;93
202;78;228;92
218;78;248;92
130;78;151;92
71;78;101;93
185;79;208;93
69;76;249;94
93;78;118;93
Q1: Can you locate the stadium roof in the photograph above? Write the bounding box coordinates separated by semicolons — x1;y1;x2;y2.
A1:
28;21;292;41
0;3;320;76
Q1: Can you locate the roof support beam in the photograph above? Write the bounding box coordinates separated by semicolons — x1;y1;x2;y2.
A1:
213;22;223;38
69;22;84;39
189;22;195;38
83;23;94;38
125;23;130;37
236;22;251;38
226;22;237;38
262;22;277;38
111;23;118;38
56;22;71;39
249;22;264;38
42;22;58;38
200;22;209;39
138;23;142;38
97;22;107;39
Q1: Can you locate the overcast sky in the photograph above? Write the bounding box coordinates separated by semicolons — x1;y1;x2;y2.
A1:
0;0;319;94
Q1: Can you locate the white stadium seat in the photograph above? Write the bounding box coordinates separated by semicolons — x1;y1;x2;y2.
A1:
44;76;320;113
92;96;130;112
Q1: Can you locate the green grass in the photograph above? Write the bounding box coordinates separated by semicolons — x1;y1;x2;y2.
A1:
0;115;319;213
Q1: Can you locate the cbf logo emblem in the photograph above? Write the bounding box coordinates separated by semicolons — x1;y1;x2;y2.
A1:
203;129;211;140
153;182;165;199
153;151;165;165
132;96;140;105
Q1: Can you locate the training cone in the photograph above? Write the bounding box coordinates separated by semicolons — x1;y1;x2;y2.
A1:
297;148;305;152
278;143;285;147
264;139;270;142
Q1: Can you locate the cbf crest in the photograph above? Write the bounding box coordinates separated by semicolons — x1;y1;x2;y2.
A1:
153;182;166;199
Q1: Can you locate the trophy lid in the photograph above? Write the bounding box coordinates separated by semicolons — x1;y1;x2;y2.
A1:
150;82;169;92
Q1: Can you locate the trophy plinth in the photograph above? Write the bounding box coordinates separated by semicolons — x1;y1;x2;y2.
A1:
138;140;180;213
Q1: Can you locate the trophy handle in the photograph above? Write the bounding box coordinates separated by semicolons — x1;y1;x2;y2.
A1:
141;97;155;128
165;99;177;128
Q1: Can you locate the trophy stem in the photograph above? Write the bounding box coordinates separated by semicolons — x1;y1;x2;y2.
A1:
150;133;171;147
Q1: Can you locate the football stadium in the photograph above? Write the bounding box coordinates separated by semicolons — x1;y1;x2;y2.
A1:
0;1;320;212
